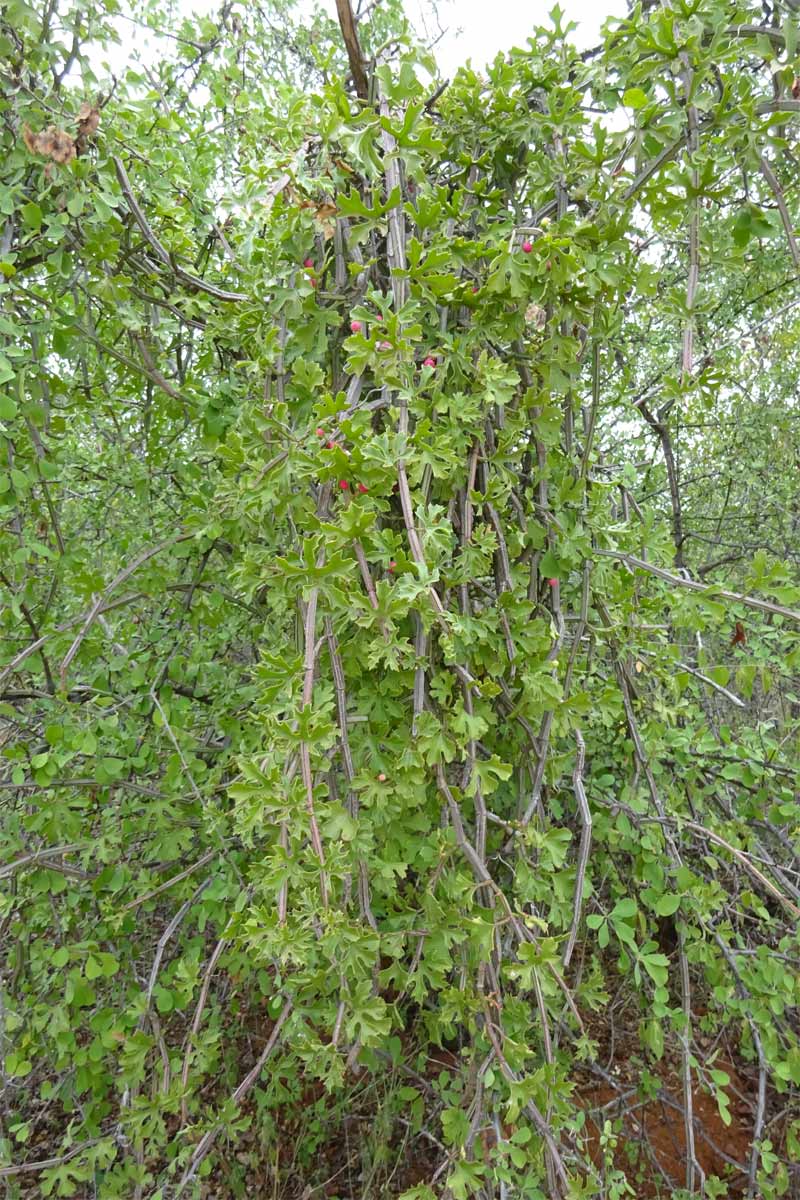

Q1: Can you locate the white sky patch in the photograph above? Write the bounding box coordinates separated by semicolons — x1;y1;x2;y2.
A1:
98;0;623;94
402;0;624;73
306;0;626;74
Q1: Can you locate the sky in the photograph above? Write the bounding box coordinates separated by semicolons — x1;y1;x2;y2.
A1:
106;0;624;86
398;0;624;74
275;0;626;77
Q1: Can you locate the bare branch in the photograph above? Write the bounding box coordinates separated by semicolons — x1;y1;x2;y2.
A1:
562;729;592;969
113;156;248;302
334;0;369;100
593;549;800;623
759;155;800;269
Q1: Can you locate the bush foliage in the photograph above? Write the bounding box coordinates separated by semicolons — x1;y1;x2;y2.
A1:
1;0;800;1195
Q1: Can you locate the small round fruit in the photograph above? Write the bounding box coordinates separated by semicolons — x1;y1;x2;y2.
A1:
388;560;396;572
548;578;558;587
357;483;368;494
316;427;325;438
522;240;533;253
350;320;362;333
303;257;314;268
423;356;436;368
339;479;349;490
377;773;387;782
379;340;392;351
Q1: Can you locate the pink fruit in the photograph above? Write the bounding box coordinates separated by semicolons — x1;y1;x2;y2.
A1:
316;427;325;438
326;440;336;449
522;240;533;253
379;340;392;351
388;560;396;572
350;320;362;333
377;773;387;782
472;285;479;293
548;578;558;587
303;257;314;268
357;483;368;494
339;479;349;491
423;356;436;368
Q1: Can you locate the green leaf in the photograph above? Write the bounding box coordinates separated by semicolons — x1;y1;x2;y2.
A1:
641;1017;664;1060
85;956;103;980
641;953;670;987
441;1106;470;1147
715;1090;732;1127
655;894;681;917
623;87;649;109
611;897;637;921
539;549;562;578
20;201;42;229
6;1055;33;1078
612;918;637;948
68;977;96;1008
155;987;174;1013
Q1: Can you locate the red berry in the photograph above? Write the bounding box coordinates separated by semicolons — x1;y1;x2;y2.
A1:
388;560;396;572
377;773;387;782
350;320;362;333
303;257;314;268
316;427;325;438
423;356;436;368
326;440;336;449
522;240;533;253
548;578;558;587
357;482;368;494
472;285;479;293
339;479;349;490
